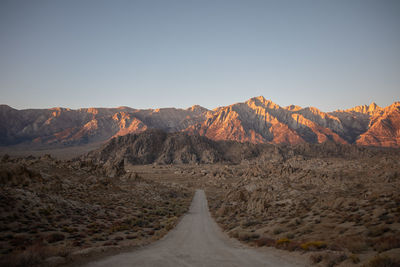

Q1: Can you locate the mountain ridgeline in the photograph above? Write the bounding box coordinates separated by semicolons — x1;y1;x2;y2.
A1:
1;96;399;148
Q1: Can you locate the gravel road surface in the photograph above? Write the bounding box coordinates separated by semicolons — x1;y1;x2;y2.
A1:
85;189;305;267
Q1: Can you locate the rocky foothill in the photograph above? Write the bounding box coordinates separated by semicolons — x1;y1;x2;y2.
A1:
0;154;193;266
200;148;400;266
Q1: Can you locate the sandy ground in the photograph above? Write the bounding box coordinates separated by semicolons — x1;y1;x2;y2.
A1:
84;190;306;267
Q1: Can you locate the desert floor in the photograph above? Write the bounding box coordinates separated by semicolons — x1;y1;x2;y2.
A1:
83;189;306;267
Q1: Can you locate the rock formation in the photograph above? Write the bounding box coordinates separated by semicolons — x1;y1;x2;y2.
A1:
83;130;400;167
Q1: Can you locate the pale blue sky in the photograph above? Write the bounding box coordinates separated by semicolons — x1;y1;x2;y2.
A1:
0;0;399;111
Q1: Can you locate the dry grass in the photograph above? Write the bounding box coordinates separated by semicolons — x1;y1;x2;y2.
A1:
255;237;275;247
337;236;368;253
367;226;391;238
367;255;400;267
275;238;291;249
0;242;67;267
45;233;65;243
300;241;327;251
349;253;360;264
309;251;347;267
373;235;400;252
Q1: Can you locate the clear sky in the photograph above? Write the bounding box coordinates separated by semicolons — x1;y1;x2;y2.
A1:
0;0;399;111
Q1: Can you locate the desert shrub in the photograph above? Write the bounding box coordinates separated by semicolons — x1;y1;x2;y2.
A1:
45;233;65;243
295;218;302;225
251;232;260;239
38;207;52;216
153;208;167;216
238;231;251;241
338;236;368;253
165;223;174;231
286;241;301;251
276;237;291;245
255;237;275;247
122;217;137;226
62;226;76;233
300;241;327;251
133;172;141;180
241;220;261;227
109;219;141;233
299;227;313;235
1;154;10;162
6;251;42;267
275;238;291;249
126;234;138;239
54;246;69;257
373;235;400;252
285;240;301;251
0;243;52;267
309;252;347;266
367;255;400;267
273;228;284;235
229;230;238;238
145;229;155;236
286;233;295;239
236;230;259;241
367;226;390;237
325;253;347;267
10;235;31;248
310;253;323;264
103;241;116;246
326;243;343;251
349;254;360;264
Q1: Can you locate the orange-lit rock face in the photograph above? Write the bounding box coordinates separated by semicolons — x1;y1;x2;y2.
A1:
0;98;399;148
113;114;148;137
346;102;383;115
191;96;351;145
86;108;99;115
356;102;400;148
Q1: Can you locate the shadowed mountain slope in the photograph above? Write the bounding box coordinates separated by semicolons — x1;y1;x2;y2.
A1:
82;130;400;169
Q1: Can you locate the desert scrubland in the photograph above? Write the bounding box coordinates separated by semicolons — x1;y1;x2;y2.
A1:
0;130;400;266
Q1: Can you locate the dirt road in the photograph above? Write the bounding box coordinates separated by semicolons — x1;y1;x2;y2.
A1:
85;190;305;267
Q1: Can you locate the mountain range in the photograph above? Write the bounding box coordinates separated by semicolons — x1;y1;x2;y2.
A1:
1;96;399;148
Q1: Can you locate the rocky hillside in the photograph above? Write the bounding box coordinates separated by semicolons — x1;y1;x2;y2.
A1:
0;155;192;266
1;97;399;148
83;130;267;166
82;130;400;169
200;144;400;266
